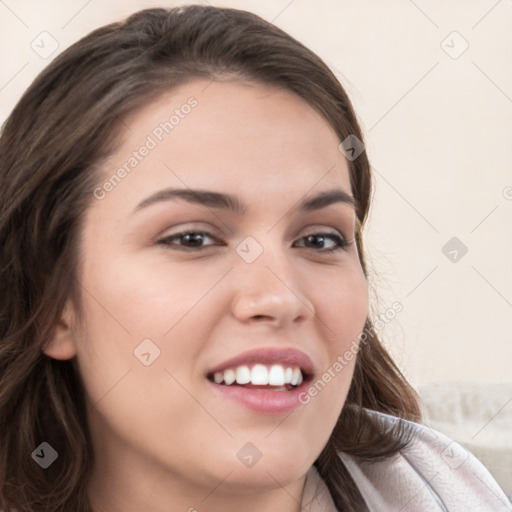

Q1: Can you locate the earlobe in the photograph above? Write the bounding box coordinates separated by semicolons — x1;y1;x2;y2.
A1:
42;301;79;360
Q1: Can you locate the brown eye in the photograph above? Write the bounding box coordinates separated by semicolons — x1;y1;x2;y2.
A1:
293;232;348;253
158;231;220;250
158;230;349;253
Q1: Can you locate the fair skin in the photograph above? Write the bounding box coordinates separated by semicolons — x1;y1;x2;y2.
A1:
46;79;368;512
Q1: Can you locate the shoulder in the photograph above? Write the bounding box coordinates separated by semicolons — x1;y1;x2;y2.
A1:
339;409;511;511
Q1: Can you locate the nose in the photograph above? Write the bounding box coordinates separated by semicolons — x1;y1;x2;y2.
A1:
230;242;315;328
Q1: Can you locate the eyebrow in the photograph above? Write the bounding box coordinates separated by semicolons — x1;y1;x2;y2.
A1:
133;187;356;215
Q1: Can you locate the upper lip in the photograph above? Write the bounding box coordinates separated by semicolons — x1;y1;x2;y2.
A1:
206;347;315;378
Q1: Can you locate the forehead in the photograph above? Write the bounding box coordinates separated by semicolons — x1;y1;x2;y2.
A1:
95;79;352;212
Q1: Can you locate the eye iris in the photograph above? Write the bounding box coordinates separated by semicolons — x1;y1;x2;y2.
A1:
183;233;205;247
307;234;326;248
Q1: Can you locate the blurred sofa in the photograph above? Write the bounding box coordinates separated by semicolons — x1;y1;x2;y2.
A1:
417;381;512;501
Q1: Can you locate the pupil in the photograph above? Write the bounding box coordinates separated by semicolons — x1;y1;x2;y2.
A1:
308;234;324;248
185;234;203;246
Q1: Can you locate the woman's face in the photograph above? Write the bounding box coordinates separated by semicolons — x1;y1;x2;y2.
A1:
49;79;368;506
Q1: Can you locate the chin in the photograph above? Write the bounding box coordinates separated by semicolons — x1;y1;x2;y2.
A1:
221;456;312;492
215;437;317;490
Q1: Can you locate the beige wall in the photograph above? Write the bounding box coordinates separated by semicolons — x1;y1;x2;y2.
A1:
1;0;511;386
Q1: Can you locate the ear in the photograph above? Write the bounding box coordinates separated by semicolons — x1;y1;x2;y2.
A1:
43;300;79;360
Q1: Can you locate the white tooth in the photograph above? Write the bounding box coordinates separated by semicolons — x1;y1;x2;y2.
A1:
213;372;224;384
251;364;269;385
284;367;293;384
224;368;236;385
268;365;285;386
291;367;301;386
235;366;251;385
296;371;303;386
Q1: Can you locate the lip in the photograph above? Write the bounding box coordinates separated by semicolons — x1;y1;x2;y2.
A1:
206;347;314;414
206;347;314;376
208;378;311;414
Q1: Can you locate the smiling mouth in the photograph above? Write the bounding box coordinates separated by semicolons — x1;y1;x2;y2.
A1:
207;363;307;391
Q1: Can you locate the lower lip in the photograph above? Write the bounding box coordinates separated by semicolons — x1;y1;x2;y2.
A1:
207;379;310;414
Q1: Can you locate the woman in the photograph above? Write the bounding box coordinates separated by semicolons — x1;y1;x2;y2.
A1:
0;5;509;512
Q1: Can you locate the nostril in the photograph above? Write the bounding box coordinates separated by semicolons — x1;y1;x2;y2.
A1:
252;315;272;321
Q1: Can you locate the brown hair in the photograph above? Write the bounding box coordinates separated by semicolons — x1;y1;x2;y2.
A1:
0;5;421;511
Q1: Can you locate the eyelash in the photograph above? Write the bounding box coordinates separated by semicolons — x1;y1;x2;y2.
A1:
158;230;350;254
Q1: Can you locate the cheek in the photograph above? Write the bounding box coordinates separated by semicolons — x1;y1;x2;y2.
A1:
315;263;369;351
303;264;368;413
72;249;224;402
71;261;215;457
77;243;215;343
